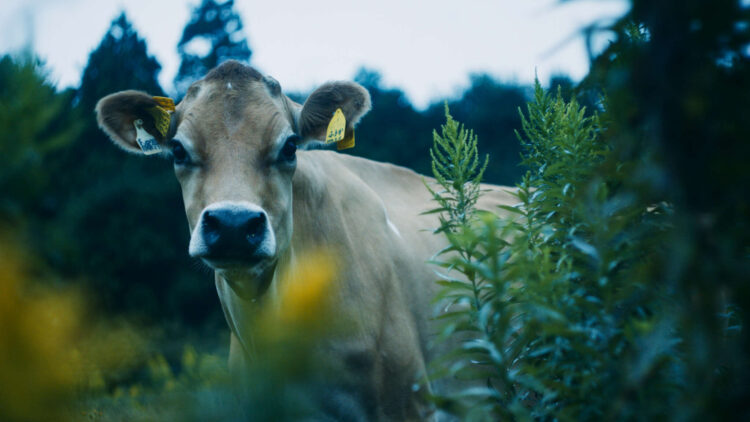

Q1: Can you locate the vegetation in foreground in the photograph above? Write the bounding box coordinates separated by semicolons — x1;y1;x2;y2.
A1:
0;241;345;421
427;86;676;420
424;2;749;416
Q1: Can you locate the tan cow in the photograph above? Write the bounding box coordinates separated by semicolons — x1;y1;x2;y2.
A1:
96;60;515;420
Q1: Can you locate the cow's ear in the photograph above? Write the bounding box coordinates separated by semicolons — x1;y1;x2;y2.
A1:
95;90;170;154
297;81;371;144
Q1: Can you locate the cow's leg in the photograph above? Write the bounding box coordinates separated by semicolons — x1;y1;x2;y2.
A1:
228;333;245;373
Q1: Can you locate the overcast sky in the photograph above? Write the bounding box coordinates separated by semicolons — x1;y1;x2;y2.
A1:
0;0;628;109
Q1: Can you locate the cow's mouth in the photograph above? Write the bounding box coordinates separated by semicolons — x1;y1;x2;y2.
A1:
204;257;277;299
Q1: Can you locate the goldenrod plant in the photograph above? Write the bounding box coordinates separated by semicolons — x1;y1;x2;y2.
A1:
427;84;677;420
424;104;491;350
0;235;146;422
425;103;488;233
0;228;344;421
78;251;344;422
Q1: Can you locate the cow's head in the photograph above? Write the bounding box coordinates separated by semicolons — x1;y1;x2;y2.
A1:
96;61;370;299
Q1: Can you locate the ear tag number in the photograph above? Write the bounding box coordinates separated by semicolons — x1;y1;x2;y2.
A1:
133;119;162;155
325;108;346;144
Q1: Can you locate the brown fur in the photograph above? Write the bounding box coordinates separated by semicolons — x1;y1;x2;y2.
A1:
204;60;263;83
95;90;163;152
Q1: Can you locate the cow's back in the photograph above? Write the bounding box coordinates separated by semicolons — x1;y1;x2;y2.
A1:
332;151;517;350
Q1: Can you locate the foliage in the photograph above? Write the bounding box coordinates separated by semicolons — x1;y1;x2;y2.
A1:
174;0;252;96
351;68;528;186
77;13;163;111
37;13;222;329
424;74;528;184
425;104;488;233
0;236;147;422
427;82;677;420
0;232;346;421
0;55;80;224
349;68;433;176
580;1;750;418
82;251;348;422
78;347;235;422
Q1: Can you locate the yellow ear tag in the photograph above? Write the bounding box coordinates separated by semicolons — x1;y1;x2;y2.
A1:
145;96;175;138
133;119;162;155
325;108;346;144
152;96;175;111
337;130;355;150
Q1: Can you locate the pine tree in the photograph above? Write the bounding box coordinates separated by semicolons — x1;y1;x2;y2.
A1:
349;68;432;174
0;55;80;223
56;12;165;189
77;12;163;111
174;0;251;96
43;13;221;327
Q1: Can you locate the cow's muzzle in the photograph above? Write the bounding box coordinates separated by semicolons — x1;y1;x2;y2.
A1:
189;202;276;270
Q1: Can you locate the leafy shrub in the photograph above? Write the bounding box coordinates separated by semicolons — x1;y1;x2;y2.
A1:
0;55;80;223
427;84;677;420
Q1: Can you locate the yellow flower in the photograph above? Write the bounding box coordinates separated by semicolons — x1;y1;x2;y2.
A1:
0;236;146;421
276;251;338;328
0;247;82;421
255;250;342;355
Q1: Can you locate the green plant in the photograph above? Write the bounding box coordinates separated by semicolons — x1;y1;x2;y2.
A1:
0;55;80;222
425;102;488;232
427;83;677;420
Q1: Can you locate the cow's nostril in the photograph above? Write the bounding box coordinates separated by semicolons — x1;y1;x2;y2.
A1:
245;213;266;243
203;211;219;231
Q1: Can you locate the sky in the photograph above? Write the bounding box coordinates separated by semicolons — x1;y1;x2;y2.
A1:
0;0;628;109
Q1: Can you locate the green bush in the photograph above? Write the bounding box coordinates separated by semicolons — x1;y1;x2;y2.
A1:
0;55;80;224
427;84;677;420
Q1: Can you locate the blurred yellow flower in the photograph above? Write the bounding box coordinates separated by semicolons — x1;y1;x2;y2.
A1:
255;250;342;354
276;251;338;328
0;246;82;421
0;237;146;421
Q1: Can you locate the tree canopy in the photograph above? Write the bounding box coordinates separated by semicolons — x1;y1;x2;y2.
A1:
174;0;251;96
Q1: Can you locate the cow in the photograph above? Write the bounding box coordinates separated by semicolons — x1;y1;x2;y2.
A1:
95;60;516;420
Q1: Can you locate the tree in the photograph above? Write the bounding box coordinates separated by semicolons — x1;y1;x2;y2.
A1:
334;69;529;186
174;0;252;96
78;13;164;111
348;68;432;175
428;1;750;418
0;55;79;227
584;2;750;418
42;13;221;329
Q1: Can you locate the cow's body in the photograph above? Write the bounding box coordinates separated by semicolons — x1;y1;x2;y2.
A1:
95;60;516;420
221;151;515;419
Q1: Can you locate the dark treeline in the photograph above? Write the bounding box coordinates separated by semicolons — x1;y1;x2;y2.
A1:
1;0;553;335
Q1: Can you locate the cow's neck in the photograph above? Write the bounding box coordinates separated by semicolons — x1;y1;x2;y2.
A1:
215;150;390;358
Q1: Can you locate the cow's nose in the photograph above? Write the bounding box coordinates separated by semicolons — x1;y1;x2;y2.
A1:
201;208;268;260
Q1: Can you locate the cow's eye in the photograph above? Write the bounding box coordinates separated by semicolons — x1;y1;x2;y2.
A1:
170;140;190;165
279;135;298;162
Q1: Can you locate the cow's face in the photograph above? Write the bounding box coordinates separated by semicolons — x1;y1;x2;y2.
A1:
96;61;370;299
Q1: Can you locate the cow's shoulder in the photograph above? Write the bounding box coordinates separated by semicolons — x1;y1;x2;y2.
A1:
296;150;429;205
